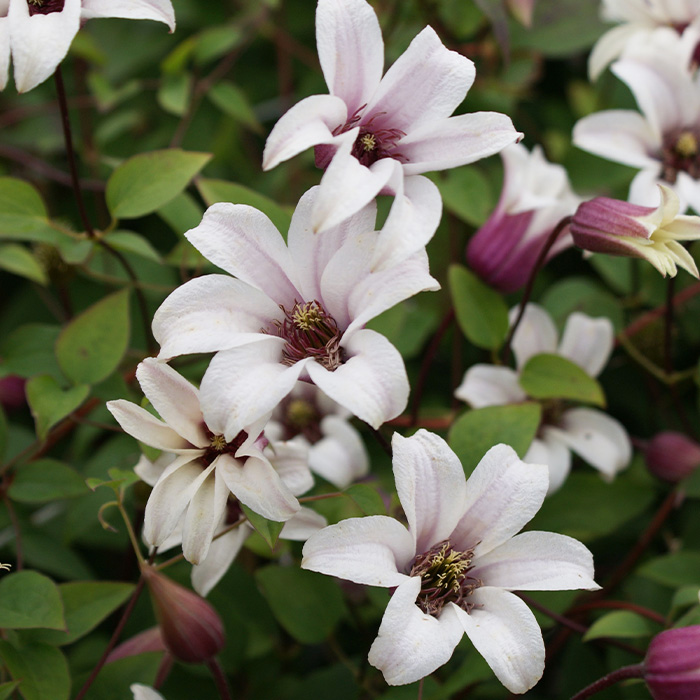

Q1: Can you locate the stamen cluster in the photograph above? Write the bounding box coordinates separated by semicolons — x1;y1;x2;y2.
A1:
661;129;700;183
27;0;66;16
202;428;249;467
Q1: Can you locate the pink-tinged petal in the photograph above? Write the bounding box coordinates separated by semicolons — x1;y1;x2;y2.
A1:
471;531;599;591
573;110;660;169
509;303;559;369
365;26;475;132
309;415;368;488
135;359;208;448
186;203;298;305
266;440;314;496
191;524;251;597
80;0;175;31
9;0;81;93
549;408;632;479
558;313;614;378
392;431;468;554
107;399;193;452
524;433;572;495
588;24;644;80
453;587;544;694
280;506;327;540
302;515;415;587
451;445;549;556
0;17;9;90
454;365;526;408
368;577;464;685
134;453;174;488
316;0;383;114
181;467;229;565
401;112;521;176
217;452;299;522
307;329;408;428
262;94;348;170
198;342;304;440
153;275;282;360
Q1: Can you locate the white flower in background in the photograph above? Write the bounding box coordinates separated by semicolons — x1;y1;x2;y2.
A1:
574;29;700;213
131;685;165;700
589;0;700;80
107;359;300;565
153;186;440;435
0;0;175;93
262;0;521;269
265;382;369;488
302;430;599;692
455;304;631;493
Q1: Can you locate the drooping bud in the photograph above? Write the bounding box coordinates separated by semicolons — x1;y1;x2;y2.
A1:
644;432;700;483
142;566;225;664
644;626;700;699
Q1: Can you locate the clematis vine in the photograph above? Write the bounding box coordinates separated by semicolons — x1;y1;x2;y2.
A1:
455;304;631;493
302;430;599;692
153;186;440;435
262;0;521;268
0;0;175;93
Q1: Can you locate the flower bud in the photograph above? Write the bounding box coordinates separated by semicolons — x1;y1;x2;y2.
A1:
644;432;700;483
644;626;700;699
506;0;535;27
107;627;166;663
0;375;26;411
142;566;225;664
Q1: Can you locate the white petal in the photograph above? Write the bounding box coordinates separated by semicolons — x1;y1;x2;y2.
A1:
301;515;414;587
131;685;166;700
588;24;645;80
80;0;175;31
308;415;368;488
316;0;383;114
454;365;526;408
279;506;327;540
265;440;314;496
368;577;464;685
629;166;666;206
134;453;174;488
392;431;468;555
454;587;544;694
509;303;558;369
548;408;632;479
524;433;572;495
307;329;408;428
451;445;549;556
471;531;599;591
0;17;9;91
191;524;251;597
557;313;614;377
107;399;192;452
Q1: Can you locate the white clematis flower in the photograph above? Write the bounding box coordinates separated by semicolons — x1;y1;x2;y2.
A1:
153;186;440;434
131;685;165;700
0;0;175;93
107;359;300;566
262;0;521;268
302;430;599;692
455;304;632;493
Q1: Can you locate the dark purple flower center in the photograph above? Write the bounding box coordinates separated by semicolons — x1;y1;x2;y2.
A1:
277;396;323;443
409;540;481;616
661;129;700;184
28;0;65;16
201;428;249;468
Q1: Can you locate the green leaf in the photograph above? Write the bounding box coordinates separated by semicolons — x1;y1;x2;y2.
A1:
55;289;130;385
519;353;606;406
157;191;203;235
435;167;494;226
0;178;62;245
639;552;700;588
8;459;88;503
583;611;656;641
157;72;192;116
0;244;48;285
0;682;21;700
448;403;542;474
255;565;347;644
194;26;243;65
26;375;90;440
103;231;162;262
344;484;386;515
241;504;285;549
76;652;160;700
197;178;292;236
449;264;508;350
208;82;262;132
86;466;140;497
0;641;69;700
365;299;438;359
0;324;62;380
0;571;65;630
670;585;700;618
106;149;212;219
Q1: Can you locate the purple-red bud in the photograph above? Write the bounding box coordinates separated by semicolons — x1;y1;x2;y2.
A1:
644;432;700;483
107;627;167;663
644;626;700;699
0;375;26;411
142;567;225;664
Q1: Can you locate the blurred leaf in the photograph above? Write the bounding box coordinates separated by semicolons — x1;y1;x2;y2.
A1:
448;403;541;474
0;324;62;380
344;484;386;515
0;244;48;285
255;566;347;644
0;641;69;700
588;255;633;295
0;682;21;700
76;652;160;700
241;504;285;550
583;611;655;641
157;72;192;116
681;467;700;498
21;531;94;580
55;289;130;386
26;375;90;441
366;299;438;359
104;231;162;263
9;459;88;503
157;191;203;235
639;552;700;588
449;264;508;350
208;82;262;132
194;25;243;65
86;467;140;497
670;585;700;618
106;149;212;219
0;177;63;245
0;571;65;630
519;354;606;406
436;167;494;227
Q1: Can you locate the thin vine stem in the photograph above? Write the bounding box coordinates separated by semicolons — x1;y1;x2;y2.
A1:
206;658;232;700
569;664;644;700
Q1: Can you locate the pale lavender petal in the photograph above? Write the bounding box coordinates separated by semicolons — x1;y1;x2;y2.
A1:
629;167;666;206
588;24;645;80
558;313;614;378
279;506;327;540
509;303;558;369
454;365;526;408
524;433;572;495
134;453;174;488
107;399;192;452
675;171;700;214
266;440;314;496
191;524;251;597
0;17;9;91
308;415;368;488
131;684;166;700
80;0;175;31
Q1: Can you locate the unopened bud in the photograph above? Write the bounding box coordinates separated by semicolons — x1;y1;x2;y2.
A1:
0;375;26;411
644;626;700;699
107;627;166;663
644;432;700;483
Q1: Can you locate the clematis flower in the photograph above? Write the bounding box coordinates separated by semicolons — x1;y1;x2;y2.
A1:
107;358;300;565
262;0;521;268
455;304;631;493
302;430;599;692
152;186;440;434
0;0;175;93
570;184;700;277
131;686;166;700
466;143;580;293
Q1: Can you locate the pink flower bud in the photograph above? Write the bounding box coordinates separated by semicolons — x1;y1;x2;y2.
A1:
506;0;535;27
0;375;26;411
107;627;167;663
142;567;225;664
644;626;700;699
644;432;700;483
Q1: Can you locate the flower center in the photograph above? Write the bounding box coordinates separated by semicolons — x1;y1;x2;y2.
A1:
282;398;323;442
273;300;344;371
661;129;700;183
409;540;481;616
202;429;249;467
27;0;65;16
